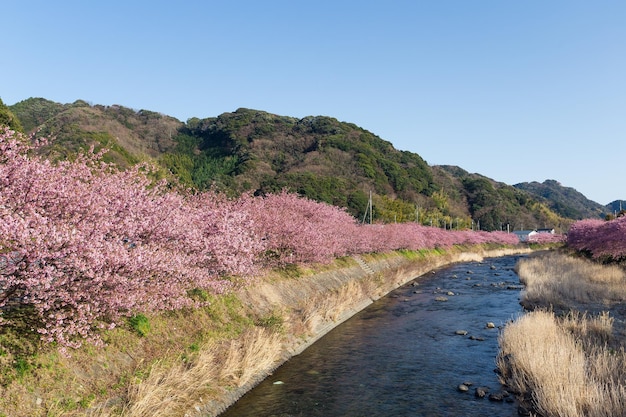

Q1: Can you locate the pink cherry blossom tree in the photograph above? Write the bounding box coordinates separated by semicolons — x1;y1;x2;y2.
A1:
0;127;263;348
568;217;626;261
0;126;524;349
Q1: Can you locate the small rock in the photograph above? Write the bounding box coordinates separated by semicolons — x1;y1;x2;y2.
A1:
411;282;419;287
469;335;485;341
455;330;468;335
434;296;448;302
490;265;497;270
446;291;455;296
273;381;284;385
486;322;496;329
36;398;43;406
451;274;458;278
458;384;469;392
489;392;505;402
466;270;473;274
475;386;490;398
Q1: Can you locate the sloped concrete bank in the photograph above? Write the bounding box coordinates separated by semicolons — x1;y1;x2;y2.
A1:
200;246;531;417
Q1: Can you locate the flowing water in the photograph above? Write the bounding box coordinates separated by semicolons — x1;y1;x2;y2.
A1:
220;255;526;417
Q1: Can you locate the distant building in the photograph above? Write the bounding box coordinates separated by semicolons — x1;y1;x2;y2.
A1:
513;230;538;242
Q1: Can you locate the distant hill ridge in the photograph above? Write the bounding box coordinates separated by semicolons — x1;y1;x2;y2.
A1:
7;98;615;231
513;179;606;220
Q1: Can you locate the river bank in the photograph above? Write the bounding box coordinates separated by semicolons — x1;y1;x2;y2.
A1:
220;253;528;417
0;245;532;417
201;245;532;417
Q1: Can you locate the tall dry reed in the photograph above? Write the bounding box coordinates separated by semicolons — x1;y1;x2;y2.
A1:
498;311;589;416
499;310;626;417
517;252;626;308
499;252;626;417
124;327;282;417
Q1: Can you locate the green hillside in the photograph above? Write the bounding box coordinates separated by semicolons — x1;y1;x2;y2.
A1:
7;98;592;231
514;179;605;220
436;166;574;232
10;97;182;167
164;108;437;219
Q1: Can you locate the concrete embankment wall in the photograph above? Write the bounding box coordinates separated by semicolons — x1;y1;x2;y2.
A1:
201;247;531;416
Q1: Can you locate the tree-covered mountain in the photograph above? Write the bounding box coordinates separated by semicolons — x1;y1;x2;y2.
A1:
7;98;607;231
0;98;23;132
513;180;606;220
605;200;626;219
10;97;181;167
164;109;438;221
435;166;571;232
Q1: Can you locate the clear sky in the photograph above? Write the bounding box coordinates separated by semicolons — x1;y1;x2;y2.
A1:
4;1;625;204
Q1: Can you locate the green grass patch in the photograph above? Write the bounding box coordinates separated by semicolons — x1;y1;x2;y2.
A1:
256;312;284;333
204;293;254;338
188;287;211;302
397;249;426;260
275;263;303;279
128;314;151;337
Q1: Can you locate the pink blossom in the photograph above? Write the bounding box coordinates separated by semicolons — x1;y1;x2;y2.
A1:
568;217;626;260
0;127;523;349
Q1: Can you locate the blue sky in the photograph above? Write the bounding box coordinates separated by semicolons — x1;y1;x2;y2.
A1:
4;1;625;205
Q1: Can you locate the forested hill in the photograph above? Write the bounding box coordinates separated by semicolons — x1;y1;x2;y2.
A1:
514;180;606;220
171;109;437;218
7;98;610;231
9;97;182;166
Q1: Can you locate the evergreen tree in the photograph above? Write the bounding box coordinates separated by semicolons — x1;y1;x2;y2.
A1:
0;98;23;132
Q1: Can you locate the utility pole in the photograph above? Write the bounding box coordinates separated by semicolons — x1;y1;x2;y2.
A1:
370;190;374;224
362;190;373;225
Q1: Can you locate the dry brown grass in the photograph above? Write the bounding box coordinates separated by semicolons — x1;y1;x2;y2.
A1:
498;310;626;417
498;311;589;416
561;310;614;347
499;252;626;417
0;294;259;417
123;328;282;417
517;251;626;309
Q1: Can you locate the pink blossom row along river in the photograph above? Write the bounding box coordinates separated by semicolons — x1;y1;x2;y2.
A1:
0;127;518;350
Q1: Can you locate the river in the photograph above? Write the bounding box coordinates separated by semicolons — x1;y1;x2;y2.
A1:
219;254;526;417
